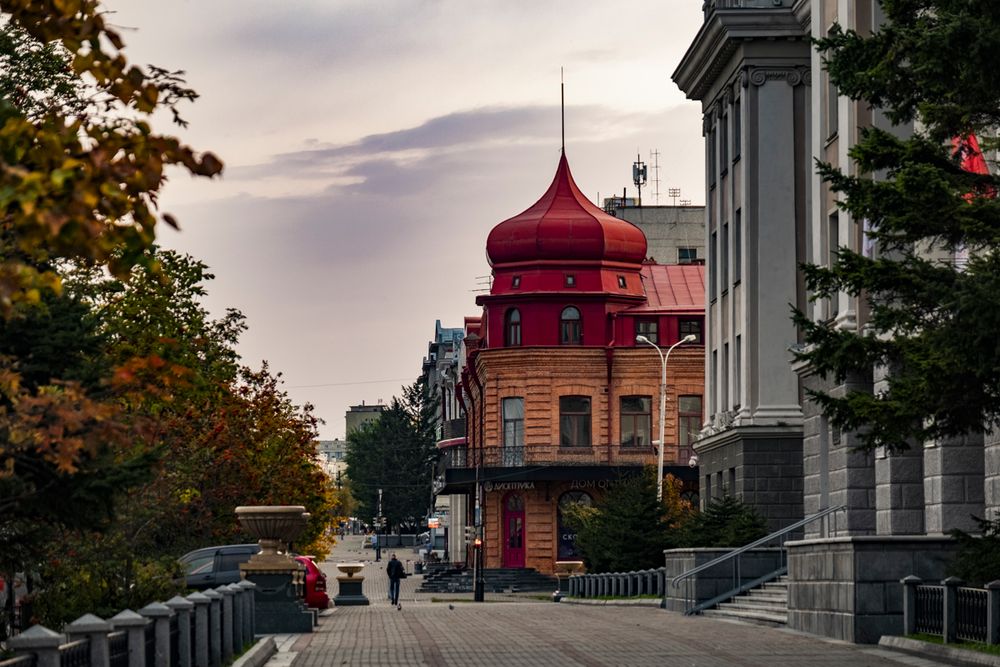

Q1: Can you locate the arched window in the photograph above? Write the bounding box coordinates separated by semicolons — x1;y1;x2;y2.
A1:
505;308;522;346
560;306;581;345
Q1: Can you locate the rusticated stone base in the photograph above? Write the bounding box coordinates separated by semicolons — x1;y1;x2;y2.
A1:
787;536;959;644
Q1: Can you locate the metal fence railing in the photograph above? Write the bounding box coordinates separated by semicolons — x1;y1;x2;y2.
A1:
903;576;1000;645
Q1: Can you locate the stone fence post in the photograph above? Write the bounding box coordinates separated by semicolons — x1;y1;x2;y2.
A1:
166;596;194;667
187;591;210;667
7;625;63;667
987;580;1000;645
217;586;234;663
65;613;112;667
237;580;256;641
226;584;244;652
110;609;150;667
942;576;964;643
900;576;921;635
203;589;222;667
139;602;173;667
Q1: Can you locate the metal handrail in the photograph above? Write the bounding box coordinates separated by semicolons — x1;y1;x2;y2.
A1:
670;504;846;589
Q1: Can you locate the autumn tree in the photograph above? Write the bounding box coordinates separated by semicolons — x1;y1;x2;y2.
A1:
794;1;1000;451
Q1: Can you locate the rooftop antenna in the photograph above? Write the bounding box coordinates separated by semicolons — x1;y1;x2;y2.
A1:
632;152;647;207
668;187;681;206
650;149;661;205
561;67;565;153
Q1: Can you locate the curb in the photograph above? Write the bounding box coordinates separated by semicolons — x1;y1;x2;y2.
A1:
232;636;277;667
560;598;662;608
878;636;1000;667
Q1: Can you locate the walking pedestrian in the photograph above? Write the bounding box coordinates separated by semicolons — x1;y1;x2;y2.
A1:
386;552;405;609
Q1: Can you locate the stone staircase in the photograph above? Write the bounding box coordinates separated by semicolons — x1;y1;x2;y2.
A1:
417;567;557;594
700;576;788;627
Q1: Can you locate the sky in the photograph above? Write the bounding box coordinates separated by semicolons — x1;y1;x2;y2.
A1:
102;1;707;439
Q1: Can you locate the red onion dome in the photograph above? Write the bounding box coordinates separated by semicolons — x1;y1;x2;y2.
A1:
486;153;647;266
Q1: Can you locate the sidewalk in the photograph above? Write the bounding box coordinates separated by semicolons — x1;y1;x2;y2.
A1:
256;535;954;666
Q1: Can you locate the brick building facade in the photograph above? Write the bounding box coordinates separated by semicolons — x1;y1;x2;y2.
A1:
435;152;705;574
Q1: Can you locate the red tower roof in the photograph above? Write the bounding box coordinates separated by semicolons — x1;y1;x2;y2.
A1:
486;153;647;266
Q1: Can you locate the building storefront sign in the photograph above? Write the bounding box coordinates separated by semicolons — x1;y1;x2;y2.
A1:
484;481;535;492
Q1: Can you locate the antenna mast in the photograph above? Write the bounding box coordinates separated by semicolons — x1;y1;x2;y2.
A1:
650;149;661;205
560;67;565;153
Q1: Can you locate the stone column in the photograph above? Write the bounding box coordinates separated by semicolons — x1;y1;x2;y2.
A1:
203;589;222;667
138;602;173;667
984;430;1000;519
875;447;925;535
216;586;234;663
65;613;112;667
187;592;210;667
8;625;64;667
925;433;985;534
987;580;1000;645
109;609;149;667
165;596;194;667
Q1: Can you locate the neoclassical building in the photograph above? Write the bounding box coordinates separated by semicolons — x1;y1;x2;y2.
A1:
434;151;705;574
676;0;997;644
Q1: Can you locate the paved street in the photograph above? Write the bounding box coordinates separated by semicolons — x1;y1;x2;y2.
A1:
269;535;949;667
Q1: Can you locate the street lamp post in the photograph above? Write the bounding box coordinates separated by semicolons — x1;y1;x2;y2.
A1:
636;333;697;501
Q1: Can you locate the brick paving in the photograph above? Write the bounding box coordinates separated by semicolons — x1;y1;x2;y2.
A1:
276;535;948;667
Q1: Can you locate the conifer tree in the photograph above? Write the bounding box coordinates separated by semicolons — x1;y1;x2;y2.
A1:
794;1;1000;451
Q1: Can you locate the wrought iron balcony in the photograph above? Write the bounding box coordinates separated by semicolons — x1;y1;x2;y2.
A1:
445;444;662;469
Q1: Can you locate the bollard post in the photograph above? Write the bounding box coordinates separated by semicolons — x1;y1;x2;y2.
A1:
203;589;223;667
110;609;150;667
900;576;922;636
8;625;64;667
138;602;173;667
216;586;235;663
187;592;211;667
942;577;964;644
986;580;1000;645
166;597;194;667
66;613;113;667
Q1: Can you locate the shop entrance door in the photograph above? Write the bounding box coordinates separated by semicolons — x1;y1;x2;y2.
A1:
502;493;525;568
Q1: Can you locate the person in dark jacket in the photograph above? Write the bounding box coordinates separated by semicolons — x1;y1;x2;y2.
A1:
386;553;405;608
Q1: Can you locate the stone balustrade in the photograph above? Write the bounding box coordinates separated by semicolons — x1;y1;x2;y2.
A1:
1;582;256;667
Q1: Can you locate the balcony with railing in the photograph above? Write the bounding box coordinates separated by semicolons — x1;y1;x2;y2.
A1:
441;444;665;469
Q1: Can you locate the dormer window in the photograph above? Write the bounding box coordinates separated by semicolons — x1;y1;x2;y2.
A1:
560;306;582;345
505;308;522;347
617;275;627;289
511;275;521;289
565;274;576;287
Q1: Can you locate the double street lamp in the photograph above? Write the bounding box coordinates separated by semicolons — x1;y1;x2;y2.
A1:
636;333;698;502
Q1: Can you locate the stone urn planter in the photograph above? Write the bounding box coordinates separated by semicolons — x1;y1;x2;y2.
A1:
333;562;369;606
553;560;586;601
235;505;314;633
235;505;307;572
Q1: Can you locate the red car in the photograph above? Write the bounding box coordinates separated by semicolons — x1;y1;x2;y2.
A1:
294;555;329;609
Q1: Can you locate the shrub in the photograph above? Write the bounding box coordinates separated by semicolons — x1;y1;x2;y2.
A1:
949;515;1000;588
678;495;768;548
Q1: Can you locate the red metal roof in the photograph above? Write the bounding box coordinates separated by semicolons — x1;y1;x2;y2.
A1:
629;263;705;312
486;153;647;266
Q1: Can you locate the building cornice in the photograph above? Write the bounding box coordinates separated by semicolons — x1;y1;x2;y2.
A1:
693;423;804;454
673;5;811;103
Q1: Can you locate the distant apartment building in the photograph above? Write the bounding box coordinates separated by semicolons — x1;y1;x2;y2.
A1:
316;439;348;483
603;200;705;267
345;402;385;436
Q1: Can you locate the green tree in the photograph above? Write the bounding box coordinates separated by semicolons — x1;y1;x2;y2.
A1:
677;495;768;549
345;378;437;531
563;469;689;573
794;1;1000;451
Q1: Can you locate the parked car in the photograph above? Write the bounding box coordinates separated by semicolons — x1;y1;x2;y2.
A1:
294;555;329;609
179;544;260;590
